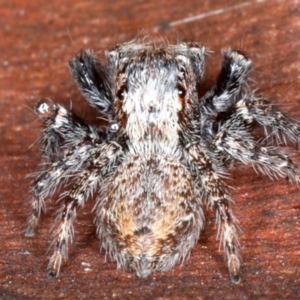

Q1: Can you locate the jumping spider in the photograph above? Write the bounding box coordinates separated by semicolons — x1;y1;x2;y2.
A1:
25;41;300;283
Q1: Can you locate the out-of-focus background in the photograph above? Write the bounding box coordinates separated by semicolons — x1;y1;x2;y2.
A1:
1;1;300;299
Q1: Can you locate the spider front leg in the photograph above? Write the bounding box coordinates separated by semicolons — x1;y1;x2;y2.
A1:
47;142;122;278
25;99;105;236
202;49;252;114
69;50;112;114
188;144;241;283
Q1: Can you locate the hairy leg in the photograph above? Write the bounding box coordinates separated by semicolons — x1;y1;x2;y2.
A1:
236;95;300;145
47;142;122;278
35;98;106;158
69;50;112;114
25;143;99;237
188;144;241;283
214;116;300;183
26;99;106;236
200;50;252;141
202;50;252;112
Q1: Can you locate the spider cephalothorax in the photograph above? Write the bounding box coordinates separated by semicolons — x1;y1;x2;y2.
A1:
26;40;300;283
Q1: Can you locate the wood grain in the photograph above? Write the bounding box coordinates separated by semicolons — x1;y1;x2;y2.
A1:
1;0;300;299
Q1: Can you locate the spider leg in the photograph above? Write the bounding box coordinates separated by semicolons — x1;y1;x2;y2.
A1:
47;142;122;278
26;99;106;236
25;142;99;237
215;117;300;183
69;50;112;114
236;95;300;145
202;49;252;113
188;144;241;283
34;98;106;159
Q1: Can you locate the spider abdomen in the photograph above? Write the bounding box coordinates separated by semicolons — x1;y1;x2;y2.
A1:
96;154;203;277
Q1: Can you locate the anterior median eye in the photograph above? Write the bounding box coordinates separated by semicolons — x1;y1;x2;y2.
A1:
116;85;128;101
177;84;187;99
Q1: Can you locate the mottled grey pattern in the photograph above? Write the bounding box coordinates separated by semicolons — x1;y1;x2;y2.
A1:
25;41;300;283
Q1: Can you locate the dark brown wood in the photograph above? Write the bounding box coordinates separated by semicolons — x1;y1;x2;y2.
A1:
1;0;300;299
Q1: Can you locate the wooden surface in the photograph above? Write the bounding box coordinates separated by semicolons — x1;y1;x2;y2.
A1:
1;0;300;299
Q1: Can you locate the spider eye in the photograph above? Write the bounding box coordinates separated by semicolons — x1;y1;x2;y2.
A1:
116;85;127;101
177;84;187;99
